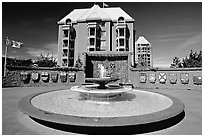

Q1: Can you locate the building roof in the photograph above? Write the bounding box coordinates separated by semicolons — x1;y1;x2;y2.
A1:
58;4;134;24
135;36;150;45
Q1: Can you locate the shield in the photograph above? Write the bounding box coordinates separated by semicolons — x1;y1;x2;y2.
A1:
68;72;76;82
159;73;166;84
193;76;202;85
180;73;189;84
31;72;39;81
20;71;28;81
140;73;147;83
51;73;58;83
41;72;49;82
60;72;67;82
149;73;156;83
169;73;177;84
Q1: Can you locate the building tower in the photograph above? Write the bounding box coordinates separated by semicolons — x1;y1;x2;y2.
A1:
135;36;153;67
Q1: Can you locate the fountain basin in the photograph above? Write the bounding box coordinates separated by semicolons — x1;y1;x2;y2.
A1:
85;77;119;88
70;85;131;100
18;88;184;127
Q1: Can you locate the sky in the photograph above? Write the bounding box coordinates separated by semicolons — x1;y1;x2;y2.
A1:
2;2;202;67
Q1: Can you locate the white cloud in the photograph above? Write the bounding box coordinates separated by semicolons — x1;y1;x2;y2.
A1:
26;42;58;59
154;62;170;68
153;56;171;68
177;32;202;50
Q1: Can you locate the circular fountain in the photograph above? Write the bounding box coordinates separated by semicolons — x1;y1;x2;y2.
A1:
18;66;185;134
71;77;130;101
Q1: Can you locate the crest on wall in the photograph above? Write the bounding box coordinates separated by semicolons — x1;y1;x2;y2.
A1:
140;73;147;83
159;73;166;84
180;73;189;84
41;72;49;82
193;75;202;85
60;72;67;82
149;73;156;83
51;72;58;83
169;73;177;84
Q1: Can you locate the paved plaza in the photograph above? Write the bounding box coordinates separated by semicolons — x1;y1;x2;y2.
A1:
2;86;202;135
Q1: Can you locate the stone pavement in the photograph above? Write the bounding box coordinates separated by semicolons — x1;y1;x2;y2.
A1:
2;86;202;135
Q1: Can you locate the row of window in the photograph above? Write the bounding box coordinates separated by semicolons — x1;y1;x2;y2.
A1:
137;44;150;47
61;26;76;67
116;27;129;51
138;54;151;57
138;47;151;51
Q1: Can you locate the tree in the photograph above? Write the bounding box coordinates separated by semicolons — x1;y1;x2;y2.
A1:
3;57;33;67
170;57;182;68
170;50;202;68
35;53;57;67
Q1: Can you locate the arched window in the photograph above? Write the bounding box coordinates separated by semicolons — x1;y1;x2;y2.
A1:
118;16;125;23
65;18;72;25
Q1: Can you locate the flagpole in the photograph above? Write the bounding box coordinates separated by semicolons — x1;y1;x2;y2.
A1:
4;44;8;77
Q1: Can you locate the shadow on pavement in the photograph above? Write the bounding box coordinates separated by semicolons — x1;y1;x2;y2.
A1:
30;110;185;135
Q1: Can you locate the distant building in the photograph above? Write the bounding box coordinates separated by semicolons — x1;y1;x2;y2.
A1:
135;36;153;67
57;4;135;68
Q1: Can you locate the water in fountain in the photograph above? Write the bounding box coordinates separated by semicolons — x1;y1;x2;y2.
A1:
71;63;131;102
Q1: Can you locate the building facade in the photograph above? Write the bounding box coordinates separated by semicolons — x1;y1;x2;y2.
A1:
57;4;135;68
135;36;153;67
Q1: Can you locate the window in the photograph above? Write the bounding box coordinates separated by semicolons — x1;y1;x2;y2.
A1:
90;38;95;45
65;19;71;25
119;28;125;36
63;40;68;47
69;51;74;57
89;28;95;36
101;22;105;27
69;41;74;50
119;48;125;51
119;39;124;47
101;40;106;47
101;31;106;37
62;49;68;57
63;30;68;37
118;16;125;23
89;48;95;51
62;59;68;66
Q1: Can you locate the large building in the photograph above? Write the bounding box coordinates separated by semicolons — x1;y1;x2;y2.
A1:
57;4;135;68
135;36;153;67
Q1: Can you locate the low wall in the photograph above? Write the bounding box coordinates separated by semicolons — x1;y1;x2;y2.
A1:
129;68;202;91
3;66;85;88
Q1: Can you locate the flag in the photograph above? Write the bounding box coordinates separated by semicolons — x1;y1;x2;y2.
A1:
5;37;23;48
103;2;109;8
11;40;23;48
5;37;12;46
